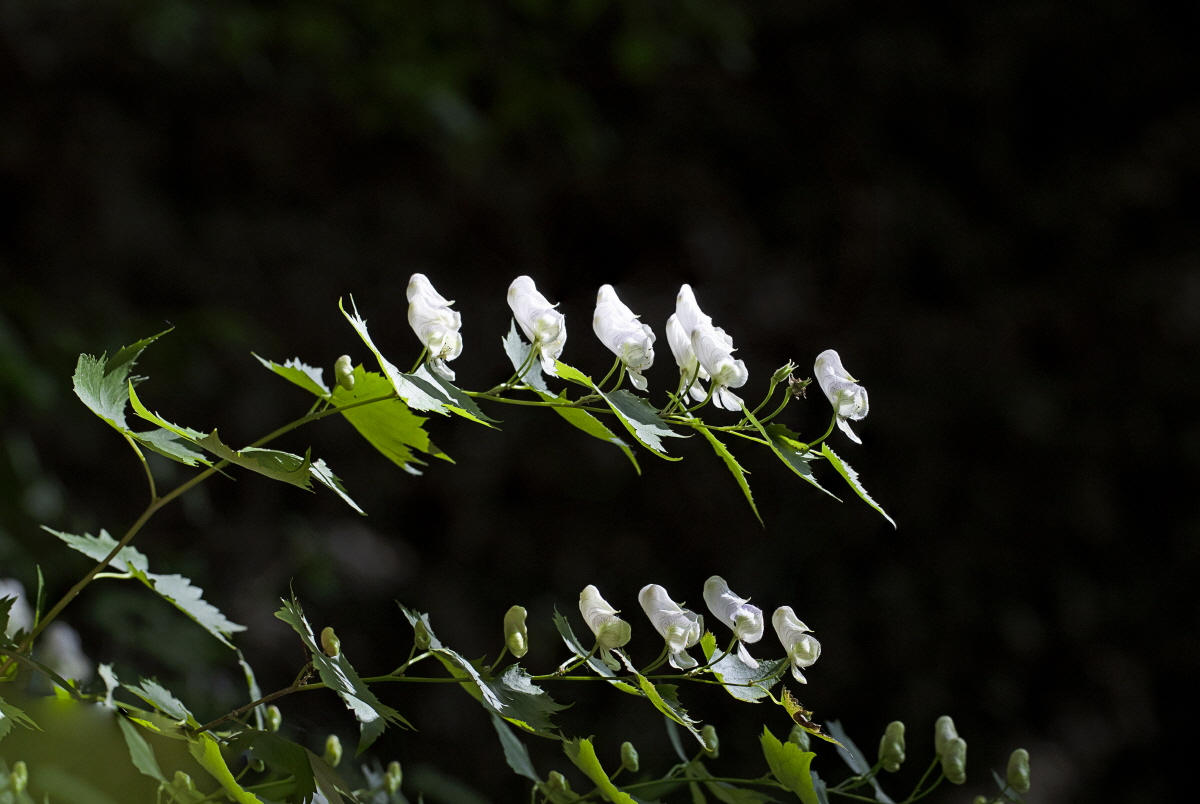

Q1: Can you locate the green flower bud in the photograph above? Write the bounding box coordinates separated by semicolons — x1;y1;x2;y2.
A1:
933;715;958;757
546;771;572;796
414;619;432;650
620;742;639;773
504;605;529;658
174;771;198;794
1007;748;1030;794
385;760;403;794
321;626;341;658
265;704;282;733
940;736;967;785
701;725;719;758
788;723;811;751
972;797;988;804
878;720;906;772
251;759;265;773
323;734;343;768
334;355;355;390
10;761;28;795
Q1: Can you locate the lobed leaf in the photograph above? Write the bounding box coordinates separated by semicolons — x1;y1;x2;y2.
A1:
309;459;365;515
760;727;818;804
332;365;446;475
552;361;685;459
741;410;839;501
188;732;261;804
126;678;196;726
198;431;313;488
819;444;895;528
72;330;170;431
563;737;638;804
416;364;498;426
340;297;452;414
695;424;761;524
229;729;316;802
131;427;210;467
0;693;39;743
700;635;786;703
254;354;331;398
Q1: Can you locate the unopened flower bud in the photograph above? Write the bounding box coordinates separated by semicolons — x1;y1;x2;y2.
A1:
251;759;265;773
788;723;811;751
878;721;906;772
504;605;529;658
546;770;572;796
1007;748;1030;794
334;355;355;390
973;797;988;804
933;715;958;757
940;736;967;785
701;725;719;758
174;771;198;794
265;704;282;732
413;619;432;650
620;741;639;772
320;627;341;658
323;734;343;768
10;761;27;794
385;760;403;793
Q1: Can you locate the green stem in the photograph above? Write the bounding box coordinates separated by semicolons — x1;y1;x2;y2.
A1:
486;646;510;676
639;646;670;675
490;345;538;393
464;393;610;414
902;772;945;803
597;356;622;390
899;758;940;804
803;412;839;450
122;433;157;503
756;387;795;425
409;346;429;375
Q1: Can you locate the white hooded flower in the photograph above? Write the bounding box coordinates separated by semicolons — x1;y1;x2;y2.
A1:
814;349;869;444
772;606;821;684
666;314;709;402
702;576;765;668
638;584;704;670
593;285;656;391
579;585;632;670
508;276;567;376
692;322;748;411
407;274;463;380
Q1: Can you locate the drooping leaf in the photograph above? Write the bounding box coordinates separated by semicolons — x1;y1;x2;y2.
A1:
127;383;208;441
131;428;210;467
72;330;170;431
340;297;453;414
309;459;365;515
276;596;412;752
819;444;895;528
695;425;760;523
699;635;786;703
254;354;331;398
563;738;638;804
600;389;686;459
117;716;167;783
484;665;570;735
491;713;541;782
45;528;246;647
628;662;703;746
535;389;640;473
501;321;548;391
822;721;893;803
779;690;843;748
228;729;316;802
307;747;353;804
332;365;445;474
810;770;830;804
0;693;39;742
761;425;839;501
760;727;818;804
188;732;261;804
415;364;498;426
198;431;313;488
236;650;265;731
126;678;196;726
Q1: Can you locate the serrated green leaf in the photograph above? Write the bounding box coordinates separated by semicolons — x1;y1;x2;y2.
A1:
491;713;541;782
307;747;353;804
629;665;703;746
228;729;316;801
563;738;637;804
695;425;760;524
0;692;39;743
310;459;365;515
236;650;265;731
535;389;640;473
415;364;498;426
430;647;567;736
553;360;592;387
760;727;817;804
551;610;621;680
117;716;166;783
277;596;412;752
819;444;895;528
332;365;445;474
761;425;838;501
601;390;686;459
131;427;210;467
502;321;548;391
188;732;261;804
127;678;196;726
127;382;207;441
44;527;246;647
199;431;313;488
254;354;331;397
340;297;454;415
72;330;170;431
699;637;785;703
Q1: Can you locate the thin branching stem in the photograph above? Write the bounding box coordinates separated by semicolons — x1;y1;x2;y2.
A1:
122;433;157;503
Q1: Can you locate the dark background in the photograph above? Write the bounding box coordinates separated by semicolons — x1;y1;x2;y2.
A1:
1;0;1196;801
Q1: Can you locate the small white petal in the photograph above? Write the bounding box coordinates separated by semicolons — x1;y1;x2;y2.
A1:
836;417;862;444
735;641;760;669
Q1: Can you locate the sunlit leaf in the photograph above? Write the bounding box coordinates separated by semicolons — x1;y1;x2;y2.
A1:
72;330;171;431
309;459;365;515
416;364;498;426
699;634;785;703
563;737;637;804
760;727;817;804
198;431;312;488
236;650;265;731
740;410;839;501
188;732;261;804
695;425;760;523
553;361;684;459
332;365;445;475
819;444;895;528
340;297;453;414
117;716;166;783
126;678;196;726
779;689;843;748
534;389;639;473
42;527;149;574
502;320;548;391
131;427;210;467
254;354;331;398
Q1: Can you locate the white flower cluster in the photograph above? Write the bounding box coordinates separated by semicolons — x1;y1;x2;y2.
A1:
578;577;821;683
405;273;870;437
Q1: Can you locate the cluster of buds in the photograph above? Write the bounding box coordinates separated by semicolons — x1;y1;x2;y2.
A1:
397;274;870;437
569;577;820;681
